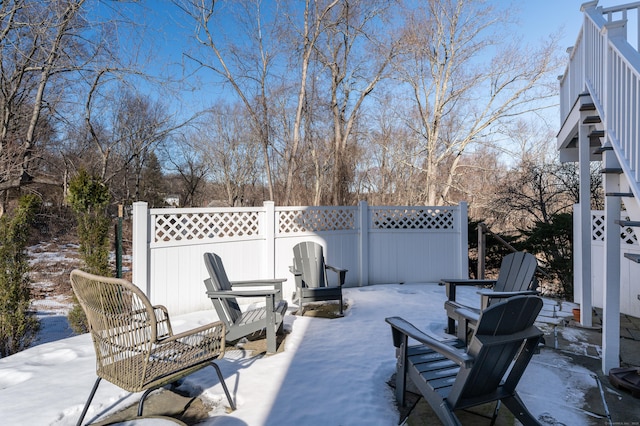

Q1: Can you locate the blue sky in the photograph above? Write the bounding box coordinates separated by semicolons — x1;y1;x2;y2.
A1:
95;0;631;129
124;1;616;85
519;0;629;48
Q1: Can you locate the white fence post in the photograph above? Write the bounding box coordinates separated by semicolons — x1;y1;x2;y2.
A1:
132;201;150;295
358;200;369;286
264;201;276;278
458;202;469;277
573;204;583;304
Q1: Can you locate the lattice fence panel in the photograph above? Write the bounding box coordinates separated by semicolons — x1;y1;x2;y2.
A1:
153;211;260;242
591;213;638;244
371;207;455;229
278;208;356;233
592;214;605;241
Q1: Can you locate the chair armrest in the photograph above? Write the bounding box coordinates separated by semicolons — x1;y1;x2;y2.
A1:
207;289;280;298
288;266;302;276
160;320;226;349
326;264;347;286
230;279;286;302
478;289;538;310
440;279;497;302
439;279;497;286
454;306;480;324
385;316;473;368
288;266;304;291
152;304;173;338
152;304;169;319
231;279;286;287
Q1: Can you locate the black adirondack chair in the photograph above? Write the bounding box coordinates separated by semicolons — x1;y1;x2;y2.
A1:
386;295;544;426
441;251;539;342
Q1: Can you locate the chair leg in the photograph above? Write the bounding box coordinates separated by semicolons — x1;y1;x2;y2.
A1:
138;387;155;416
211;361;236;410
501;394;539;426
446;316;456;335
489;400;501;426
76;377;102;426
395;338;408;407
265;302;277;354
457;318;468;342
136;363;235;417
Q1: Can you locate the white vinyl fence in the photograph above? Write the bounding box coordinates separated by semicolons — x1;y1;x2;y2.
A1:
132;201;468;315
574;209;640;317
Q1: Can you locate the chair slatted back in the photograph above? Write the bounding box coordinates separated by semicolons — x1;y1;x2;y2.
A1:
292;242;327;289
70;270;157;389
494;252;538;292
203;252;242;325
448;295;543;406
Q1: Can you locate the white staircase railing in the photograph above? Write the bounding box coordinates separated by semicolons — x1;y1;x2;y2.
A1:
560;2;640;374
560;2;640;202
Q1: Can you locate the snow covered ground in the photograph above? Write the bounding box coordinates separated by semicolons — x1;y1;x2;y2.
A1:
0;268;602;426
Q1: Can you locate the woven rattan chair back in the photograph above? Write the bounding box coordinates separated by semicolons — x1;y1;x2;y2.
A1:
70;269;235;425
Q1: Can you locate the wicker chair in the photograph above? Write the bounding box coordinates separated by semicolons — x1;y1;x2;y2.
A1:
70;269;235;426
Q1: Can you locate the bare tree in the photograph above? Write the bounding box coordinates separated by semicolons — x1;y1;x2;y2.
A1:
195;105;262;207
493;160;602;231
279;0;339;205
0;0;88;208
79;73;187;205
162;135;209;207
175;0;280;201
110;91;173;203
311;0;397;205
396;0;560;206
356;93;423;205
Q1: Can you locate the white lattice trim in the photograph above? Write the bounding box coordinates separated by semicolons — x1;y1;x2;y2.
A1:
371;207;455;229
277;207;356;233
592;213;605;241
153;210;261;243
591;212;638;244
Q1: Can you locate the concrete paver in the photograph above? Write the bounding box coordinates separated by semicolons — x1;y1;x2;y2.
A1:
402;307;640;425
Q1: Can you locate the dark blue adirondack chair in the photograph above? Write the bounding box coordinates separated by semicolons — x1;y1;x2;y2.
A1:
441;251;539;342
386;295;544;426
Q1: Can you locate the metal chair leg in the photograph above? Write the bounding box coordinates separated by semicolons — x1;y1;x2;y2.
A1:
81;365;234;422
137;387;155;416
211;361;236;410
76;377;102;426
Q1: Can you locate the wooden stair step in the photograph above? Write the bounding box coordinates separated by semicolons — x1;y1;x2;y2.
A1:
593;145;613;154
583;115;602;124
624;253;640;263
606;192;634;197
590;130;605;138
601;168;623;174
580;103;596;111
616;220;640;227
